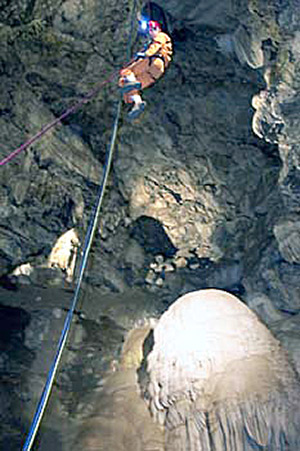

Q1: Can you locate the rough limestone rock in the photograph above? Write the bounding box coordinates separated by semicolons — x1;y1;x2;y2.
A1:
0;0;285;289
273;218;300;264
1;0;300;448
73;326;164;451
246;0;300;310
146;289;300;450
1;0;299;314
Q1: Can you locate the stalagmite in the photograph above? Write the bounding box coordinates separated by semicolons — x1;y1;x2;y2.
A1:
146;289;300;450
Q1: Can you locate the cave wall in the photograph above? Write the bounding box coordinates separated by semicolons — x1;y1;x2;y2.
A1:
0;0;300;448
1;0;295;303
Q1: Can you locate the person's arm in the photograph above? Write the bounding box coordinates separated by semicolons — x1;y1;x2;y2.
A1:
144;33;167;57
145;40;162;57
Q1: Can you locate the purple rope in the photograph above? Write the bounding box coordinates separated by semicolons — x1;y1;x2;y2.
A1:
0;70;118;167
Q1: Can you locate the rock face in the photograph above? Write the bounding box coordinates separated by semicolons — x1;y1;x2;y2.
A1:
0;0;295;299
0;0;299;310
73;326;164;451
146;289;300;450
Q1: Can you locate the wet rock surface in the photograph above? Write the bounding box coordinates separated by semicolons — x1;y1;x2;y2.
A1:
0;0;300;449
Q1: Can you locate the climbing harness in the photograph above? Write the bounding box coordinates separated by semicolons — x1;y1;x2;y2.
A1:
22;1;138;449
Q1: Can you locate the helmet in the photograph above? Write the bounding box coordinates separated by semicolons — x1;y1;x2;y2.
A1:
148;20;161;32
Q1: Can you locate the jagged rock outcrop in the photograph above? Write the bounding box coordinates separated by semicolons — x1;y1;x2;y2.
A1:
241;0;300;311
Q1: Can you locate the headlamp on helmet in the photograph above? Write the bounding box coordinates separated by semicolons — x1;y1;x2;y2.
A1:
138;15;149;34
140;19;148;31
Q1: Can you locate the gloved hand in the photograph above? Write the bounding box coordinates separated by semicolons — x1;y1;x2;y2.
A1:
135;52;146;59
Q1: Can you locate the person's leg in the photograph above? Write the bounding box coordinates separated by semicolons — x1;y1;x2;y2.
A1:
130;94;143;106
126;58;164;92
119;59;149;94
119;63;146;119
119;69;142;94
127;96;146;120
120;87;146;120
118;58;164;120
119;58;157;92
146;58;165;84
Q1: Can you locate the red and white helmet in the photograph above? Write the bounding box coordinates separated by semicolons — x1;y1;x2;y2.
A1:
148;20;161;32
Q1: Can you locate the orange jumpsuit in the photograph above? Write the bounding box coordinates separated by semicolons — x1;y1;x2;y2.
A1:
119;31;173;103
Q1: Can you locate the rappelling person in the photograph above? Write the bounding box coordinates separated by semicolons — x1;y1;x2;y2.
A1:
119;19;173;120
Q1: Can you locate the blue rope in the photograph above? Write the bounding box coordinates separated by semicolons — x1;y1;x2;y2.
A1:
22;101;122;450
22;1;137;447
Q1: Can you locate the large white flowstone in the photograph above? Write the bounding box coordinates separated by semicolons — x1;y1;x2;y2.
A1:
146;289;300;450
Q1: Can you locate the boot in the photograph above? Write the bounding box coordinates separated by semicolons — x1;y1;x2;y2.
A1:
127;101;146;121
120;80;142;94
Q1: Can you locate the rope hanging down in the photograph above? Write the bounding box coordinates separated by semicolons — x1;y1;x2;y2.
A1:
22;101;122;451
22;1;137;448
0;18;139;168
